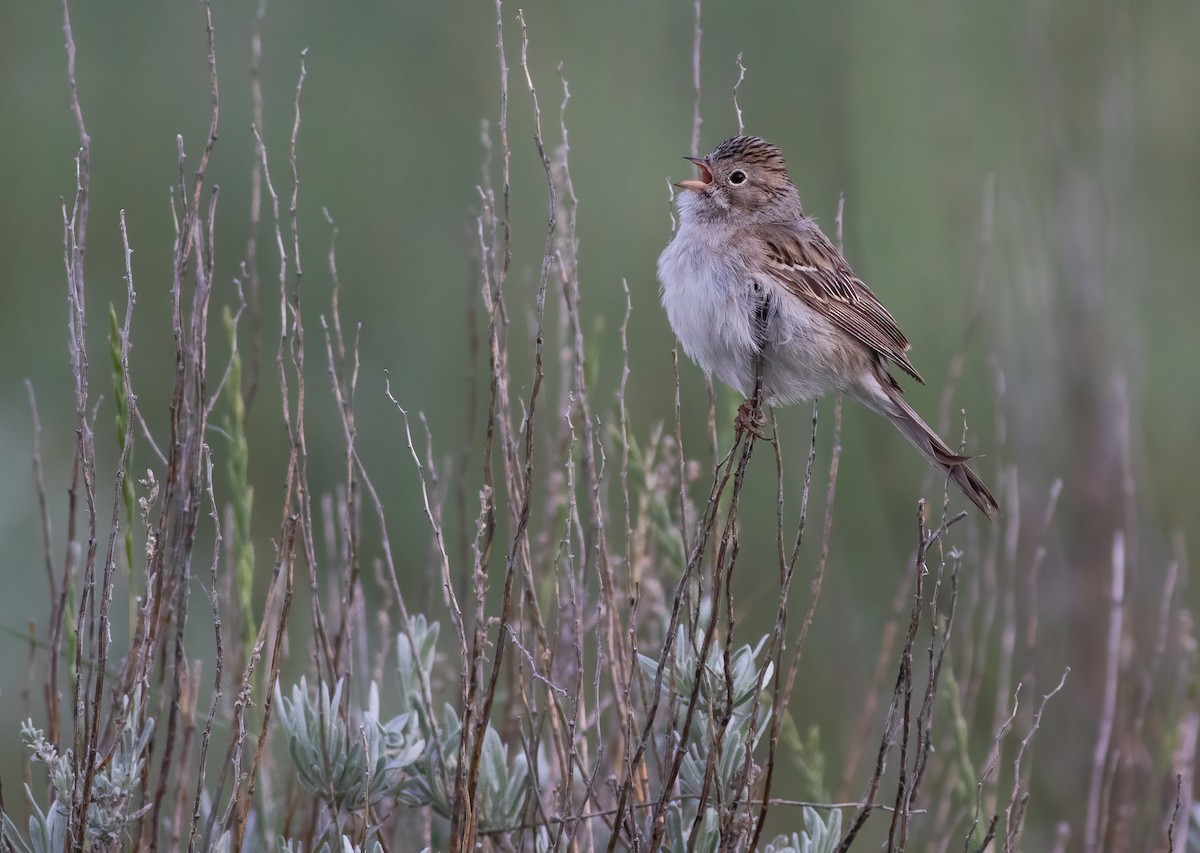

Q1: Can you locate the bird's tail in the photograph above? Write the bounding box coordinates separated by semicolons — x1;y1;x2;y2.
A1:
859;369;999;519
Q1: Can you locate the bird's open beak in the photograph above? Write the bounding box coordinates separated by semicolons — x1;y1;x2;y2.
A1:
675;156;713;193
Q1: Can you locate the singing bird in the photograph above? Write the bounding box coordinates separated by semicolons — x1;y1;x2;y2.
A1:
657;135;997;518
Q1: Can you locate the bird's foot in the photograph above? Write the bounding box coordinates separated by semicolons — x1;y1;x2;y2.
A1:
734;399;770;441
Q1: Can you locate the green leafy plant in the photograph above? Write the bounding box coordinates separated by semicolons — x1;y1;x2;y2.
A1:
3;692;153;852
275;677;424;814
759;807;842;853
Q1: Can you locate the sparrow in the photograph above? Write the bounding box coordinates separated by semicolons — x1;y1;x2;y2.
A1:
657;135;998;518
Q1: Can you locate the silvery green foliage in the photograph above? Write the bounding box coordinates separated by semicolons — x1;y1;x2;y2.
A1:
2;691;153;852
759;808;842;853
657;804;720;853
534;826;570;852
279;835;390;853
275;677;425;812
398;701;530;832
631;613;778;849
395;614;439;720
638;618;773;806
678;720;755;805
394;620;532;833
395;701;456;816
470;722;531;831
0;785;67;853
637;620;774;738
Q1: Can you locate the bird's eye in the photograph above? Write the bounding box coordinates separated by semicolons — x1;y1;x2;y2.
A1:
729;170;747;185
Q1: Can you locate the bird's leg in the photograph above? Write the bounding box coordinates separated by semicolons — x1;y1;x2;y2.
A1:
736;345;770;440
734;398;769;440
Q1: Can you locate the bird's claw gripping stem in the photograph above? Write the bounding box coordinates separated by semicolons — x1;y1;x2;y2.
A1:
734;398;768;440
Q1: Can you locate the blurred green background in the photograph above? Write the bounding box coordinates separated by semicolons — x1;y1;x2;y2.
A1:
2;0;1199;844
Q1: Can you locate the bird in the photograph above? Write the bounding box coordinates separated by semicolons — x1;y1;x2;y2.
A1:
657;134;998;518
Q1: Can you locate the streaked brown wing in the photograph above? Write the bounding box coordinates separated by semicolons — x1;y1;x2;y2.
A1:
755;221;925;385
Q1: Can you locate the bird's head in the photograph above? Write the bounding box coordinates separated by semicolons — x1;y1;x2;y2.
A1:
674;135;802;224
